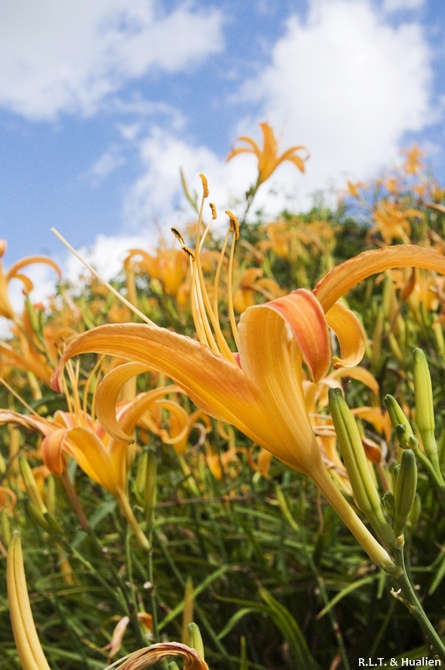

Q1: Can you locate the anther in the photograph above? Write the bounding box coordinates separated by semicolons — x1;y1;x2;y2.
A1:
181;245;195;260
171;227;185;245
199;173;209;198
209;202;217;220
225;210;240;240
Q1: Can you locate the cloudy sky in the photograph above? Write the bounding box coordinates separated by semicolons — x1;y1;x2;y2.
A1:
1;0;444;289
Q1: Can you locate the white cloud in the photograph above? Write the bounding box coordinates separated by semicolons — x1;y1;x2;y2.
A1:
88;147;127;184
238;0;434;202
63;233;152;282
122;126;258;236
0;0;224;120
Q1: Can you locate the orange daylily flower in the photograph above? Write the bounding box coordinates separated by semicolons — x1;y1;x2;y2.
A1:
401;144;425;175
370;201;423;244
232;267;284;313
125;247;189;298
226;122;308;185
52;174;445;572
0;384;184;495
0;240;61;323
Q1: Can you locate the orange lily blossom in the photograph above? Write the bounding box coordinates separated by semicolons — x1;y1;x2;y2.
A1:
226;122;308;185
0;240;61;324
51;182;445;572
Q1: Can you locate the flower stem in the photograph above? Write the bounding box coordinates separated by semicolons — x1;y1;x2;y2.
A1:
312;465;400;576
393;544;445;663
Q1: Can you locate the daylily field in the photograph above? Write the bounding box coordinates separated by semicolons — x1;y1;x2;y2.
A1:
2;125;445;669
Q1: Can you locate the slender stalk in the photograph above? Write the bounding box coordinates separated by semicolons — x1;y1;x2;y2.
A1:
312;465;400;576
393;544;445;663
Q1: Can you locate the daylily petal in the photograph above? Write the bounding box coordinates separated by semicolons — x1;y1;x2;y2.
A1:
326;302;366;369
327;366;379;395
107;641;209;670
63;427;126;494
0;410;52;436
265;289;331;381
42;428;67;475
238;303;324;475
52;323;260;444
95;362;181;442
314;245;445;312
7;255;61;282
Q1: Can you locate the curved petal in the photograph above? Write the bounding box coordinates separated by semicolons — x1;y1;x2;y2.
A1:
238;303;324;475
118;388;185;439
110;641;209;670
313;244;445;311
327;366;379;395
265;289;331;381
42;428;67;475
7;255;61;281
64;427;126;494
52;323;259;444
326;302;366;369
0;409;53;436
96;362;171;442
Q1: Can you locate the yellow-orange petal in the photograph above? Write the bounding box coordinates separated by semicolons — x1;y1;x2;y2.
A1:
313;244;445;312
42;428;67;475
326;302;366;369
7;533;52;670
327;366;379;396
7;255;61;281
265;289;331;381
238;302;324;475
52;323;258;443
96;362;165;442
64;427;126;494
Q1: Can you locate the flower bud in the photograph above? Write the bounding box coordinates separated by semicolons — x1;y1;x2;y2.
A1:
19;456;46;516
187;622;205;661
384;395;414;445
329;388;395;548
394;449;417;537
413;348;435;436
413;348;444;484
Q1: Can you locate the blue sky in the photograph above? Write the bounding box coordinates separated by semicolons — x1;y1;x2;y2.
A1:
1;0;445;296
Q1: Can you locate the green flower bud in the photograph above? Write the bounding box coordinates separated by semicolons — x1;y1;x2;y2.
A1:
187;622;205;661
394;449;417;537
0;510;11;546
329;388;395;548
413;348;444;485
395;425;418;450
413;348;435;436
408;493;421;528
19;456;46;516
23;498;52;533
384;395;414;441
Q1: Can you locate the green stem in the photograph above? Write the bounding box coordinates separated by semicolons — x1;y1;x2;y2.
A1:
313;465;400;576
393;544;445;662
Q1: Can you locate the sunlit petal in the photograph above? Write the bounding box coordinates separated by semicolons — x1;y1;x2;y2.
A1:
265;289;331;381
64;427;126;494
238;303;324;475
52;323;259;442
314;245;445;311
326;302;366;369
